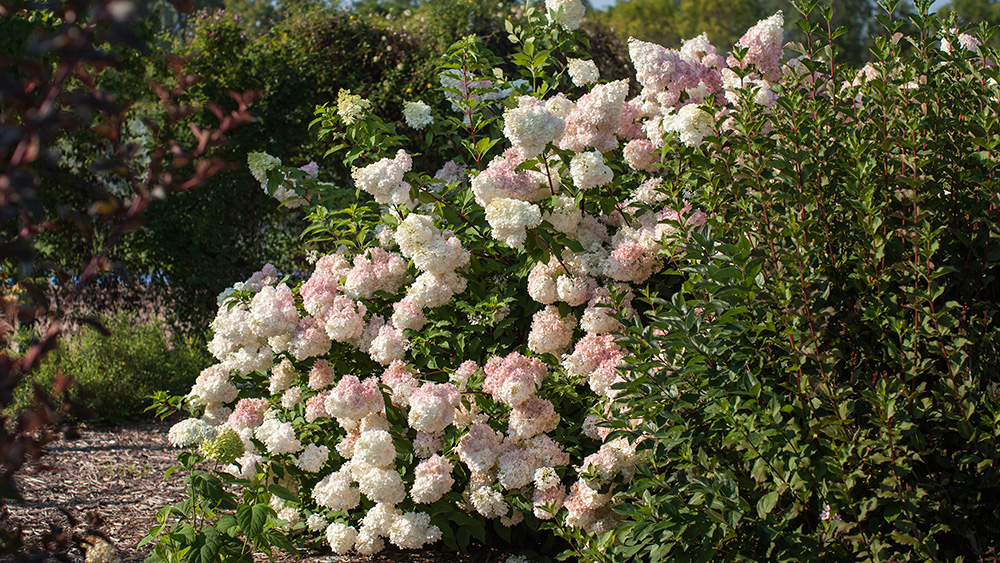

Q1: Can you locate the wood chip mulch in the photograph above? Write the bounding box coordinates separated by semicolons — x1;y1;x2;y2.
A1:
1;420;513;563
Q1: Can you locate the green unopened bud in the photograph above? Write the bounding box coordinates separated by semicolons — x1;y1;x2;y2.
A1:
200;428;244;465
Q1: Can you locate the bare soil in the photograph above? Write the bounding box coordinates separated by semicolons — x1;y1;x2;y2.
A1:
2;419;512;563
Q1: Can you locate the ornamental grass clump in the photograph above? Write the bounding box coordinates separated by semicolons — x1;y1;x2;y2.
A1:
147;0;1000;561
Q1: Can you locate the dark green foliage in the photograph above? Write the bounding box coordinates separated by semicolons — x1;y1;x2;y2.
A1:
584;2;1000;561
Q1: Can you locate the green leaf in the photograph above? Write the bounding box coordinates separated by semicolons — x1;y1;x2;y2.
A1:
236;503;270;539
756;491;779;518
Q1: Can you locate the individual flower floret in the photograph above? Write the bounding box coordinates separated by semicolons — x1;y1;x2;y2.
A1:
337;88;372;125
403;100;434;129
567;59;600;87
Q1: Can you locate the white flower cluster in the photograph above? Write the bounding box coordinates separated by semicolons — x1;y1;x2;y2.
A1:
402;100;433;129
395;214;470;274
568;59;599;87
485;198;543;248
660;104;715;148
255;418;302;455
337;89;372;125
352;150;414;207
570;150;613;190
502;96;565;158
168;418;216;448
296;443;330;473
545;0;584;31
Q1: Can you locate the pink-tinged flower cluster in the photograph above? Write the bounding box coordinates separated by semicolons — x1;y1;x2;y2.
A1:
410;454;455;504
392;297;427;331
408;382;461;433
228;397;269;430
503;96;566;159
343;248;408;300
352;149;414;207
580;436;640;482
326;375;384;422
471;148;543;207
509;397;560;440
497;447;535;490
382;360;419;407
243;263;278;292
527;306;577;356
580;287;628;335
287;315;331;361
559;80;630;153
413;431;442;458
456;423;504;475
532;466;567;520
450;360;479;392
483;352;548;407
305;391;331;422
623;138;658;171
301;254;350;319
604;237;661;283
563;334;627;398
324;295;367;344
728;12;784;82
308;359;335;390
563;480;615;533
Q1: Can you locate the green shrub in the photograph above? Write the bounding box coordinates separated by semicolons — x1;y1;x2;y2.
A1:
584;3;1000;562
11;314;213;424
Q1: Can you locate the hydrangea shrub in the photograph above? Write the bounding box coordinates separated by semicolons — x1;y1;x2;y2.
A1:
149;0;1000;561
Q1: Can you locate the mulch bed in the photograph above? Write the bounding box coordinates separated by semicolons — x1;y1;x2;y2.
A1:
2;419;513;563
